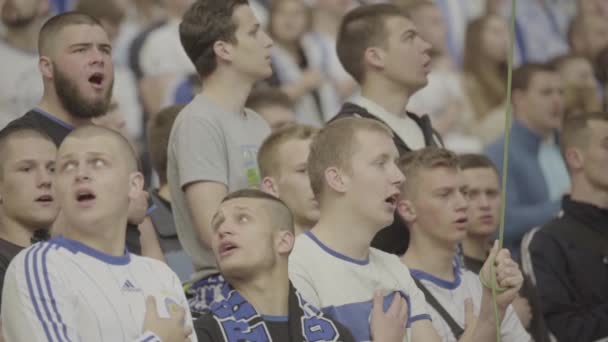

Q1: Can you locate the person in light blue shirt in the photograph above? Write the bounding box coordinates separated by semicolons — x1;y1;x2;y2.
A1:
485;62;569;257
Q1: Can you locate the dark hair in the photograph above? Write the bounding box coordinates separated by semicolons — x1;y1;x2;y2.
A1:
0;125;54;177
179;0;248;79
458;153;498;174
222;188;294;233
512;62;557;92
39;12;103;56
147;105;184;185
336;4;408;83
246;87;293;111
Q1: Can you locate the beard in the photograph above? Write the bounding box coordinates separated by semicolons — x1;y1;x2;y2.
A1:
53;63;113;119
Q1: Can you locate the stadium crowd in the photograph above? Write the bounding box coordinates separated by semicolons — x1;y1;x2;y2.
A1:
0;0;607;341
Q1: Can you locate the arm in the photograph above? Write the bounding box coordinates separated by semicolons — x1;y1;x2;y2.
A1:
279;69;324;102
139;217;166;262
184;181;228;249
530;231;608;341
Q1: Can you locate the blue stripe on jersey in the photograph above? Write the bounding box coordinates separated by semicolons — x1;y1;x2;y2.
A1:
42;243;71;341
25;243;54;341
33;243;63;341
321;291;415;341
141;334;158;342
410;314;432;323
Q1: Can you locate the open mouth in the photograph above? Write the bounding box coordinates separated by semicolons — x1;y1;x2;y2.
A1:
88;72;104;86
35;194;54;203
76;189;96;203
454;217;468;225
385;193;399;207
219;241;238;256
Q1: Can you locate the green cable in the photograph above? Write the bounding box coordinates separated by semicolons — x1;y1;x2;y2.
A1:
490;0;517;341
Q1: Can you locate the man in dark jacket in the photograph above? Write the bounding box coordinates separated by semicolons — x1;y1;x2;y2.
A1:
330;3;443;254
529;112;608;342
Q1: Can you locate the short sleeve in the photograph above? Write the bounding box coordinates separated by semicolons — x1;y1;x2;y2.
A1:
396;261;431;324
171;114;228;187
288;246;321;308
501;305;532;342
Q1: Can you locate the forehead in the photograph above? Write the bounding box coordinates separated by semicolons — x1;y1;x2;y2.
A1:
233;4;258;31
219;197;267;218
58;135;121;159
384;15;415;35
56;24;110;48
2;135;56;161
353;129;397;159
278;138;311;164
463;168;499;187
418;166;462;187
589;120;608;138
528;71;561;89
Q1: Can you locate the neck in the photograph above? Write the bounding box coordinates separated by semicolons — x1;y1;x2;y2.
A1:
0;217;35;247
63;218;127;257
230;265;290;316
312;11;340;37
37;96;92;127
4;21;42;53
517;114;552;140
571;177;608;209
158;184;172;203
312;203;377;261
360;77;412;118
462;234;491;261
293;220;311;237
402;230;456;280
201;70;254;115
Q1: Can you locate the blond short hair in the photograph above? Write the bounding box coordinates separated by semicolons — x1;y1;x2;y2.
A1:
307;117;393;198
258;124;319;179
398;147;460;194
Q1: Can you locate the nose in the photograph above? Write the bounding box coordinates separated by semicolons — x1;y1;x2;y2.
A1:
36;167;52;189
75;165;91;182
262;29;273;49
456;190;469;212
89;47;105;66
390;163;406;187
419;36;432;55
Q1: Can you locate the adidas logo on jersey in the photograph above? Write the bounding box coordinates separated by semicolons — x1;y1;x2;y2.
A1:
121;280;141;292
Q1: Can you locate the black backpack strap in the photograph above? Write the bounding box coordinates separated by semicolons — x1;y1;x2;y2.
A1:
413;277;464;339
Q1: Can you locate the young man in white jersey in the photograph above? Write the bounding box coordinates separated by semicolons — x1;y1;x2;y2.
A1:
168;0;273;312
195;189;361;341
397;147;530;342
259;124;320;236
1;125;196;342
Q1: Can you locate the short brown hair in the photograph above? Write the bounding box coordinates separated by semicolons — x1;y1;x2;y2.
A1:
258;124;319;179
560;112;608;156
307;117;393;198
0;126;54;179
458;153;498;174
222;188;294;233
394;0;434;13
39;12;103;56
336;4;408;83
398;147;459;193
179;0;247;79
512;62;557;92
147;105;184;185
246;87;293;112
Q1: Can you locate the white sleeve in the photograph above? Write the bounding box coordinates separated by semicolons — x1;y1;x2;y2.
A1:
170;268;198;342
288;254;321;308
1;245;81;342
501;305;532;342
395;260;431;325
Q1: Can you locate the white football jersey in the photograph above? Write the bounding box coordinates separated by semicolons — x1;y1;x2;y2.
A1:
2;236;197;342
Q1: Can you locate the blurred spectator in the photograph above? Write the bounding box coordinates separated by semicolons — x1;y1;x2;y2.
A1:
91;98;129;138
485;63;568;257
462;15;509;124
597;46;608;110
266;0;341;126
76;0;144;144
246;87;296;131
146;104;194;282
568;13;608;75
169;0;272;312
0;0;49;128
259;124;320;236
551;54;602;117
529;112;608;342
578;0;608;18
310;0;358;100
0;126;57;311
402;0;481;153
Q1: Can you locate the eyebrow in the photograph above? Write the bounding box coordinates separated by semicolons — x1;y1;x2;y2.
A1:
58;151;110;162
211;210;225;231
68;42;112;51
401;29;417;39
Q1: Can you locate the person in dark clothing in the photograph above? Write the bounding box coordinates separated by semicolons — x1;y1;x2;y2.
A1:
529;112;608;342
195;189;356;342
4;12;151;255
330;3;443;255
0;126;58;311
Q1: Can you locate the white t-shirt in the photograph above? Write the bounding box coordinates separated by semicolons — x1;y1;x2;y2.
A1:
138;19;195;78
410;265;530;342
1;236;197;342
0;40;43;128
289;231;431;342
351;96;429;150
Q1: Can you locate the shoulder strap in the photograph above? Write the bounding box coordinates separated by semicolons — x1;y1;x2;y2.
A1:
413;277;464;339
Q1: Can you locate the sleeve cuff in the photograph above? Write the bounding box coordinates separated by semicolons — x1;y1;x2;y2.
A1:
139;331;162;342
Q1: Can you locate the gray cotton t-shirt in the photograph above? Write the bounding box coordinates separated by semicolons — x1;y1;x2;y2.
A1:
167;94;271;281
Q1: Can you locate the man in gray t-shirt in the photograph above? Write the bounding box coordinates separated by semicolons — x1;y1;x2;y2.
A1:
168;0;274;313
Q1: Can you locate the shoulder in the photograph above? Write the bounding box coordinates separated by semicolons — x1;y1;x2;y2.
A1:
369;247;404;266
